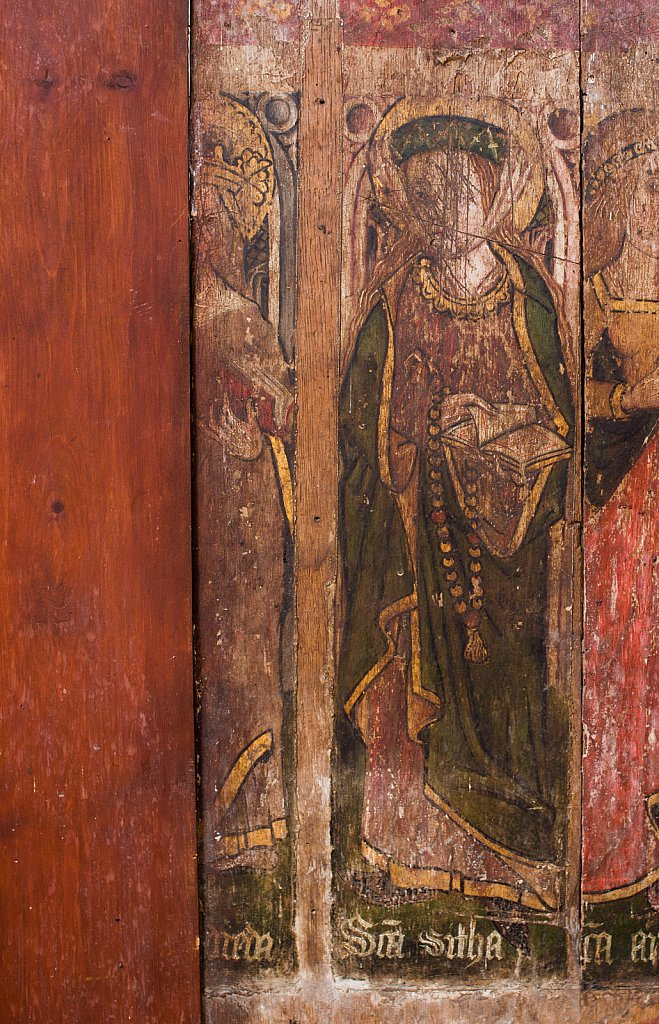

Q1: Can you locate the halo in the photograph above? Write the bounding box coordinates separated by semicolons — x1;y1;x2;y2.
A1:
371;95;545;233
200;94;275;241
583;109;659;203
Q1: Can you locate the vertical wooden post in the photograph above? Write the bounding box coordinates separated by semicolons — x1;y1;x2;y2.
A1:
295;5;342;980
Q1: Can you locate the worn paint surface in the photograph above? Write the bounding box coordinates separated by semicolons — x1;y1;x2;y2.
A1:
581;48;659;985
339;0;578;49
334;64;580;980
5;0;659;1020
193;0;659;1020
191;81;299;982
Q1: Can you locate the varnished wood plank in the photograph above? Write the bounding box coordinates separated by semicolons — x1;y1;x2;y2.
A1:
0;4;200;1021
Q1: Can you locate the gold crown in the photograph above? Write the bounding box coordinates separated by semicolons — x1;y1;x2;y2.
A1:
201;96;275;241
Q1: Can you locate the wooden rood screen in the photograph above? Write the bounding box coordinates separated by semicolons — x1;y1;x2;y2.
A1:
191;0;659;1020
2;0;658;1021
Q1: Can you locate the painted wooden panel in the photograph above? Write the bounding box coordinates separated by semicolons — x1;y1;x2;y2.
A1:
333;51;582;982
339;0;578;49
0;2;200;1021
581;34;659;984
191;43;300;989
192;0;659;1020
5;0;659;1020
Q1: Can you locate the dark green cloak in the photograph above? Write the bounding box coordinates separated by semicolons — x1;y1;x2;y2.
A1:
338;254;574;865
585;330;659;507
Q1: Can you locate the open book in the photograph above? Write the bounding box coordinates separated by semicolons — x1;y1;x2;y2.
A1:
441;400;571;477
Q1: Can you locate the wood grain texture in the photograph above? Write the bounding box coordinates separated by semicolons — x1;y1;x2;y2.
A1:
580;44;659;989
294;11;342;978
339;0;579;49
191;84;298;983
0;3;200;1021
196;6;659;1015
332;44;583;988
199;979;659;1023
581;0;659;51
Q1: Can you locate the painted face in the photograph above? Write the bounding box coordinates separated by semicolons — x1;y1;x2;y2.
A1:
626;152;659;255
401;148;487;258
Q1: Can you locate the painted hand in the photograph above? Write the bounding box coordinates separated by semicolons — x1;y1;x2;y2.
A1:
439;393;496;431
206;397;263;461
624;365;659;412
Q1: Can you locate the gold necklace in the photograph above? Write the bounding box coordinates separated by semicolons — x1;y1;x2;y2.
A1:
414;257;511;321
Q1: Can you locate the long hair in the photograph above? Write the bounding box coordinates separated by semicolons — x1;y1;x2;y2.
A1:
345;135;571;381
583;187;628;281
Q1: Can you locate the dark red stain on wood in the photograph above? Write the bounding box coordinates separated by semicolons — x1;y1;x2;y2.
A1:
339;0;579;49
582;0;659;51
197;0;301;46
0;3;200;1021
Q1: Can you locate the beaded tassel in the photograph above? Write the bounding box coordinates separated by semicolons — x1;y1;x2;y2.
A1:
427;394;489;664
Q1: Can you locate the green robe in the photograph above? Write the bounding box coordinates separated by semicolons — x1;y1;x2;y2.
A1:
338;254;574;864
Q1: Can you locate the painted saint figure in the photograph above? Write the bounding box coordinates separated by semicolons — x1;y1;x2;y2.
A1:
582;110;659;908
194;97;293;872
337;99;574;913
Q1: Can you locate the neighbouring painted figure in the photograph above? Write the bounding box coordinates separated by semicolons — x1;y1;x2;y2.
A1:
583;109;659;908
338;98;574;912
194;96;293;871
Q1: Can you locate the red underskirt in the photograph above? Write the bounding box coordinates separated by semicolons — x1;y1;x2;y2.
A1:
583;432;659;896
